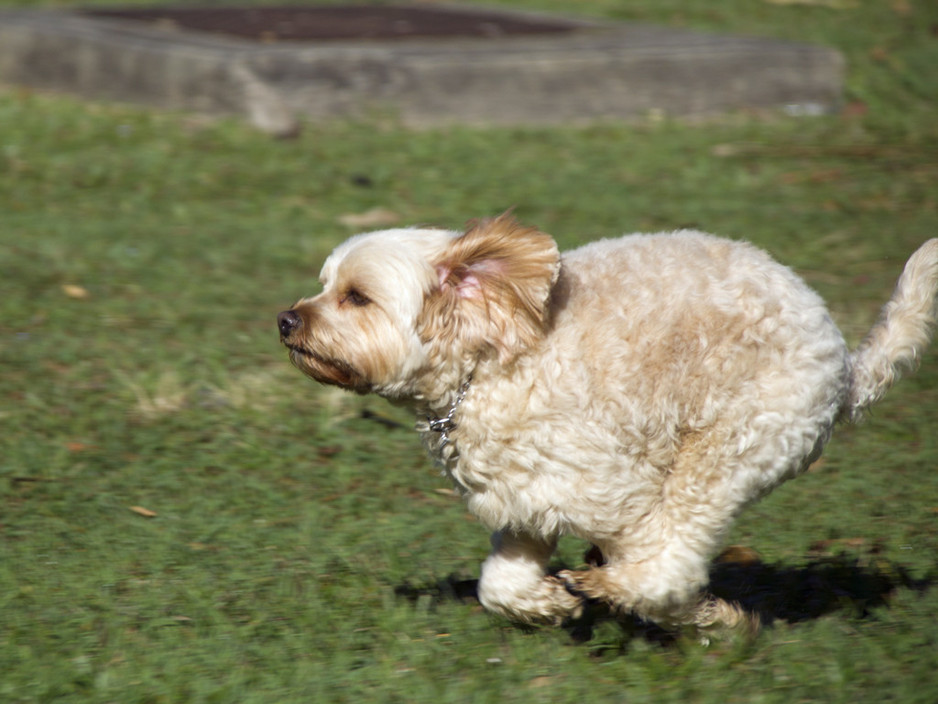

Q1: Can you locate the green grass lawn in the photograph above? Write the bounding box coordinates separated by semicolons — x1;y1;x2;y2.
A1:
2;0;938;701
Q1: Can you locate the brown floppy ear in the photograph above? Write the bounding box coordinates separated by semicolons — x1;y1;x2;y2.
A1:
418;213;560;364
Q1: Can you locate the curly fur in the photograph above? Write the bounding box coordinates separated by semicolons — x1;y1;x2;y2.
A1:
279;214;938;635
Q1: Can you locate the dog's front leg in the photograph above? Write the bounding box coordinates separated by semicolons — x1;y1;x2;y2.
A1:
477;530;583;625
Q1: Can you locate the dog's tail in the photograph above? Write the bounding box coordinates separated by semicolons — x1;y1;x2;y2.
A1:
846;239;938;421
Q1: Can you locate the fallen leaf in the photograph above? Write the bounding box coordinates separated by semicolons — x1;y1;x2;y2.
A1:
716;545;762;565
62;284;90;300
808;537;866;555
337;207;400;228
528;676;554;689
711;143;743;158
764;0;855;6
841;101;869;119
187;542;220;551
317;445;341;459
891;0;911;15
130;505;158;518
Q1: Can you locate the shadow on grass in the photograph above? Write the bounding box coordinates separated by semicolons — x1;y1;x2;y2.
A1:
394;555;934;647
708;556;933;626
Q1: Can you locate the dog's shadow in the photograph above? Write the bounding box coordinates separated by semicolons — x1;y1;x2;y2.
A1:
394;554;933;647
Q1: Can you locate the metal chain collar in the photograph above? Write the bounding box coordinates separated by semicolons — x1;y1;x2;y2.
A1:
426;376;472;449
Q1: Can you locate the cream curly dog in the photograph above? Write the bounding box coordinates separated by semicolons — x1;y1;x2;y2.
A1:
278;214;938;636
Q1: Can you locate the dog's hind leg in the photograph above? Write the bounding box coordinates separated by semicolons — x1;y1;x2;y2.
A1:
560;430;770;637
559;528;716;621
560;529;758;639
477;530;584;625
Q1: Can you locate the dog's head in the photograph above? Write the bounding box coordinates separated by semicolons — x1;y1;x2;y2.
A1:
278;214;560;400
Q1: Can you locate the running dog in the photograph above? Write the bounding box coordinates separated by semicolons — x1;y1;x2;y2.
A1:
278;214;937;636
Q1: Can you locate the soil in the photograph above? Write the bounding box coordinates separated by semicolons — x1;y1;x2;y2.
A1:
83;4;580;43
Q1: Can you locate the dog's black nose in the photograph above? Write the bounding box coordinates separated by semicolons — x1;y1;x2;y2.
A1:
278;310;302;338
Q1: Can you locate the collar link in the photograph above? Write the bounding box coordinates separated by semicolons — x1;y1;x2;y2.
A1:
426;376;472;448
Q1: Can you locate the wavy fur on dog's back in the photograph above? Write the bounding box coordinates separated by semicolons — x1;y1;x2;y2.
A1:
847;239;938;420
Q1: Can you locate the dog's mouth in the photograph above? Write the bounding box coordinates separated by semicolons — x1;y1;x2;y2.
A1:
284;343;370;392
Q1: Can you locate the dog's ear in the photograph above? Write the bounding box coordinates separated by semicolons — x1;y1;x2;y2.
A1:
419;213;560;364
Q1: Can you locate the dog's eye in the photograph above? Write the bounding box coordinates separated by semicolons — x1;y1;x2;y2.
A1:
341;289;371;307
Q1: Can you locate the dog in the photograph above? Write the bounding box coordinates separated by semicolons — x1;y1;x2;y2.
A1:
278;213;938;637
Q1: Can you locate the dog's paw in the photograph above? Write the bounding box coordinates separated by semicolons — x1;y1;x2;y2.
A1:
690;596;761;643
479;574;585;625
557;568;609;601
542;574;585;623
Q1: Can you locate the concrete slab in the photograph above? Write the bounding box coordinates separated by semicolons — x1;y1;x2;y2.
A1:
0;4;844;132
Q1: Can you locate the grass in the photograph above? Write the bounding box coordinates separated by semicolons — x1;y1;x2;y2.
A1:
2;0;938;701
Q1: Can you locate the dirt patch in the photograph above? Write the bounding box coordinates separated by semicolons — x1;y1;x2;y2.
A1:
83;4;580;42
